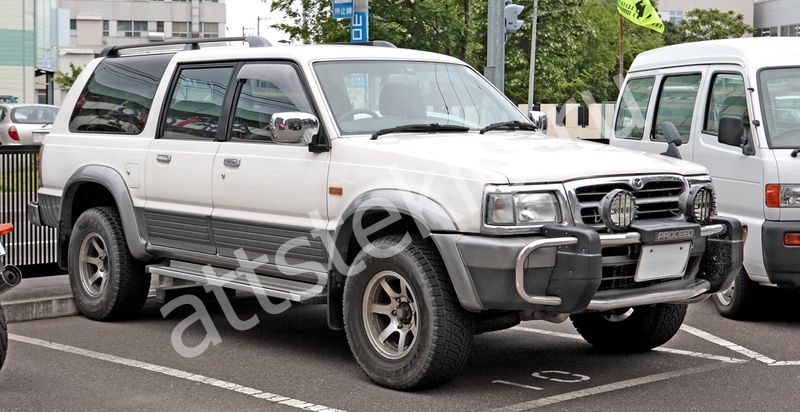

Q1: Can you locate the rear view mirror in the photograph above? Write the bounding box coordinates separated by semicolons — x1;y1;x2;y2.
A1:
528;111;547;132
271;112;319;145
660;122;682;160
718;116;755;156
718;116;744;147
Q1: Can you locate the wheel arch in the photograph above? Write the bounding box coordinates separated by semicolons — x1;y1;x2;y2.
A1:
59;165;150;268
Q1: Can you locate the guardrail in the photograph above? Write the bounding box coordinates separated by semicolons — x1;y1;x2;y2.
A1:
0;145;57;266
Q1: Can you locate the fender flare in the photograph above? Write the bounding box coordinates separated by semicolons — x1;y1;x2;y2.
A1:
61;165;151;261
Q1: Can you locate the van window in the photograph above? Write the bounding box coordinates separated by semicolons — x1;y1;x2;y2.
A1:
759;68;800;149
162;66;234;140
614;77;654;140
705;74;748;135
653;74;701;142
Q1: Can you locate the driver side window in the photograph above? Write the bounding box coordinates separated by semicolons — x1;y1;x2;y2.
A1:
704;73;748;135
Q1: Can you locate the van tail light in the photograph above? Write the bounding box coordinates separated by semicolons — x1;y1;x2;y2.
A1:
785;233;800;246
766;184;781;208
7;126;19;141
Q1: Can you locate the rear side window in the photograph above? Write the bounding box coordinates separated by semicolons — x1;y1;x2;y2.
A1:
653;74;701;142
704;73;748;135
11;106;57;124
69;54;173;134
615;77;654;140
162;66;234;140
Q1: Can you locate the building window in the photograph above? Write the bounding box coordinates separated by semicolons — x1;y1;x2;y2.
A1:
667;11;683;25
202;0;219;2
755;27;778;37
156;21;164;32
172;22;190;38
70;19;76;30
102;20;109;37
780;24;800;37
201;22;218;38
118;20;148;37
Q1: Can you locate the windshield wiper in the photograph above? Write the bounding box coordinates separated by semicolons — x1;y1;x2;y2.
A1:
792;147;800;158
370;123;469;140
479;120;538;134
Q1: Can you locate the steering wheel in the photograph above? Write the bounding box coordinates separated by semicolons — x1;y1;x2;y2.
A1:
338;108;380;121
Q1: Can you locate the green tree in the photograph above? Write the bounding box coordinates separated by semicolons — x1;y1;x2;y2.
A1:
54;63;83;90
677;8;754;43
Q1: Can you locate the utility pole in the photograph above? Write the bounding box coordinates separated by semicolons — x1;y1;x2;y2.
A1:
351;0;369;42
485;0;504;92
527;0;539;113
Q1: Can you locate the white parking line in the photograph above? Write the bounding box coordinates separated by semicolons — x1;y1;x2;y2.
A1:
492;380;543;391
679;325;777;364
511;326;746;364
491;362;728;411
10;334;345;412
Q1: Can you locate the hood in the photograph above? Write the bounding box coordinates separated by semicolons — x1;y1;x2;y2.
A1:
342;132;709;184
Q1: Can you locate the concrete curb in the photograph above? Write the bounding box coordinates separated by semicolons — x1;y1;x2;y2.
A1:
3;295;79;323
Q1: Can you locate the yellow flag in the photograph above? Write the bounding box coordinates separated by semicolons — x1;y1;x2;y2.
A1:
617;0;665;33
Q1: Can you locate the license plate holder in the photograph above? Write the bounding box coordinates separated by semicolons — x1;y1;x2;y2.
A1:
635;242;691;282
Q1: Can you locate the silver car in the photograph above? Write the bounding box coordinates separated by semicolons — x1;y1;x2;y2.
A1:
0;104;58;145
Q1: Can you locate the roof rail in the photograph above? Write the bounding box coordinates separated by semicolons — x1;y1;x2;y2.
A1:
331;40;397;48
98;36;271;57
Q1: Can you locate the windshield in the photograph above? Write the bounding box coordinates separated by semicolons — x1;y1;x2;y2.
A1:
759;68;800;148
11;106;58;124
313;61;528;135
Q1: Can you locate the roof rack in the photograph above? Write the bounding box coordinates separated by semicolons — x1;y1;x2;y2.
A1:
331;40;397;48
98;36;271;58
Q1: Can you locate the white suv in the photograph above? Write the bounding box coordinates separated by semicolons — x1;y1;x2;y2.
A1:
29;37;742;389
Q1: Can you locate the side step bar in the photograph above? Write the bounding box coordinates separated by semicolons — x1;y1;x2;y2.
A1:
147;261;326;302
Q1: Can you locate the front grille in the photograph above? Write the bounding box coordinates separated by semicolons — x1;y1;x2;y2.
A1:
574;178;685;227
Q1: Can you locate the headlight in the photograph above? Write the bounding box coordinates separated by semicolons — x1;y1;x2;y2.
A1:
486;192;561;226
766;184;800;208
680;184;716;223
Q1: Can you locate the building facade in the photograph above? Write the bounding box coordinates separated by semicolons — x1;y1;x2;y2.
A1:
58;0;226;102
657;0;755;26
754;0;800;37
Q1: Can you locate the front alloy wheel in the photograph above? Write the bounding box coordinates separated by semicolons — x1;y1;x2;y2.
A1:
362;271;419;359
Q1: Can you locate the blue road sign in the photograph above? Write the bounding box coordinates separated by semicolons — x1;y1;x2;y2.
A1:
350;11;369;43
333;0;353;19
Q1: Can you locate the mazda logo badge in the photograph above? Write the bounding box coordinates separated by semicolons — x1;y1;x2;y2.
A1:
632;178;644;190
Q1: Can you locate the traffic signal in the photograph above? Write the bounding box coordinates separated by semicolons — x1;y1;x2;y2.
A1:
504;3;524;34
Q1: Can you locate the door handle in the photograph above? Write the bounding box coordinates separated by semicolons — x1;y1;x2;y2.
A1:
223;158;241;168
156;154;172;163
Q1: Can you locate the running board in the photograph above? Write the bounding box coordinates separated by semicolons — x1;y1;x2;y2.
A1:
147;260;326;302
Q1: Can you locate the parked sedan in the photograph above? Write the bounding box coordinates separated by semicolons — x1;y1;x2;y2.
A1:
0;104;58;145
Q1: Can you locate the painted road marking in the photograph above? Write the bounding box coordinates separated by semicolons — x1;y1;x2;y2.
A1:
531;370;590;383
10;334;345;412
491;362;728;411
679;324;777;364
511;326;747;364
492;380;543;391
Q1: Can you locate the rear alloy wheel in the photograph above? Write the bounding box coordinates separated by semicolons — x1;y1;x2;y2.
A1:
344;235;474;390
571;304;687;353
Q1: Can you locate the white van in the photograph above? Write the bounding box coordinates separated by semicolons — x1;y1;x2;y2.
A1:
611;38;800;319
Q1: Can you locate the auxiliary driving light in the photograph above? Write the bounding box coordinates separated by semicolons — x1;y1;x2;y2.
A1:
599;189;637;232
681;185;716;223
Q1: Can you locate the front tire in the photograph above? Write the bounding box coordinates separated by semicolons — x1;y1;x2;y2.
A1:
712;269;762;320
571;304;687;353
68;207;150;321
343;235;474;390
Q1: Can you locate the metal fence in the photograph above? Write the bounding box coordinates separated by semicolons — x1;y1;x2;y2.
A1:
0;145;57;266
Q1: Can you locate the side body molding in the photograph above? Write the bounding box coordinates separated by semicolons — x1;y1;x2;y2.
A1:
61;165;151;261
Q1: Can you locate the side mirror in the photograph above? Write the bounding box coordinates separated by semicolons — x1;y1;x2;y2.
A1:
660;121;683;160
719;116;755;155
271;112;319;145
528;110;547;132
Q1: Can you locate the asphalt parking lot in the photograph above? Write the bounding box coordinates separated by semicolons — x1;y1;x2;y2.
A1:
2;290;800;412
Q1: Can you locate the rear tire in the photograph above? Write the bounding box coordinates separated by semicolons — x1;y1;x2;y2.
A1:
343;235;474;390
712;269;763;320
68;207;150;321
571;304;687;353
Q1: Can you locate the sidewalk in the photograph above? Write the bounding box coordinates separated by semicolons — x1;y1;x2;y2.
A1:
0;275;78;322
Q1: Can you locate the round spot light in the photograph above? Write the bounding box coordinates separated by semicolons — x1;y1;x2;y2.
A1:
599;189;637;232
682;185;716;223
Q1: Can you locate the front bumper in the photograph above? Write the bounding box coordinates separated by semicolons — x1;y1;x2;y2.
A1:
762;220;800;288
432;217;743;313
